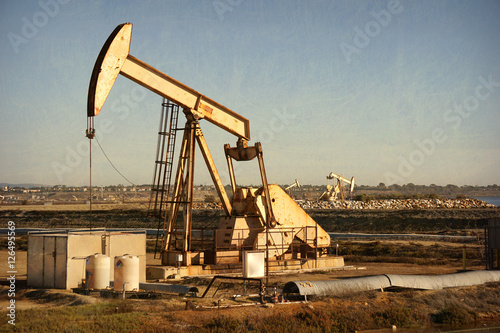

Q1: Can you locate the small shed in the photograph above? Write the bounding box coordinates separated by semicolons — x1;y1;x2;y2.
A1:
27;229;146;289
486;218;500;270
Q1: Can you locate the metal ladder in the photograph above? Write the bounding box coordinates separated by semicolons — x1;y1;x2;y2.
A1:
148;98;181;258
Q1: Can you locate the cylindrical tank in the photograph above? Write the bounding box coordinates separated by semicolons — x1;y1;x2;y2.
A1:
86;253;110;290
113;254;139;292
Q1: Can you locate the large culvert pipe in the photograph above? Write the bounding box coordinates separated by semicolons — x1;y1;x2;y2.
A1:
283;270;500;296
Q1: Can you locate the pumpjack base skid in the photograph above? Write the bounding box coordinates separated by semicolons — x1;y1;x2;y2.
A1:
149;256;345;280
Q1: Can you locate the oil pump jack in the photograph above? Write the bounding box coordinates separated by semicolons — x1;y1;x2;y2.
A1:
87;23;334;269
285;179;301;198
319;172;355;201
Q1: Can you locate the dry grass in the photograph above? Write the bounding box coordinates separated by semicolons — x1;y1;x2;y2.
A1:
1;283;499;332
1;206;499;331
340;240;485;266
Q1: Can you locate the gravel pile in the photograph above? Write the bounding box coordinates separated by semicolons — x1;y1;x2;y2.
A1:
193;198;495;210
298;198;495;210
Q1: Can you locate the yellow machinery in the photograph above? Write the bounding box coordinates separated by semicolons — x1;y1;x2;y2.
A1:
285;179;301;198
319;172;355;201
87;23;331;268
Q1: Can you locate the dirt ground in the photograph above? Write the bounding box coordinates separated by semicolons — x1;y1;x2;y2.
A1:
0;248;487;304
0;249;477;282
0;251;498;332
1;205;499;331
0;204;496;295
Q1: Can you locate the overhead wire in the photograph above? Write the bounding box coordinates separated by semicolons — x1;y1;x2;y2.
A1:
92;134;151;213
94;136;136;186
87;117;95;230
89;132;92;230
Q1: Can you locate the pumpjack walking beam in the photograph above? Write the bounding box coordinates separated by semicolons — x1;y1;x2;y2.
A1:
87;23;250;141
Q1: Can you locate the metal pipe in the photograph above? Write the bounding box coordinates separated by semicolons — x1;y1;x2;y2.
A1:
202;275;263;298
283;270;500;296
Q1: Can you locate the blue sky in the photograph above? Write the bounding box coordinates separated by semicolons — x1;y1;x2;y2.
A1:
1;0;499;187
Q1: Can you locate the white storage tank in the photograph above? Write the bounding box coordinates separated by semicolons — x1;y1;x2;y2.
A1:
86;254;110;290
113;255;139;292
27;230;146;290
